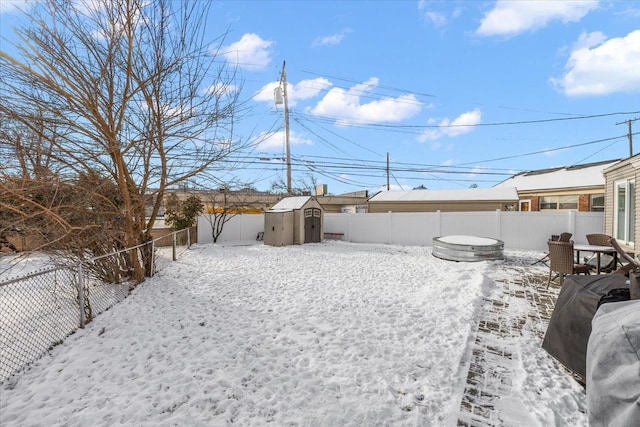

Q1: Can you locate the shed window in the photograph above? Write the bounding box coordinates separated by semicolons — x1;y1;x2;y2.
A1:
540;195;578;210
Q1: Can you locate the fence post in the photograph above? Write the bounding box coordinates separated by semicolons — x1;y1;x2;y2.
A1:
187;226;191;248
569;210;576;238
495;209;502;240
172;232;177;261
77;265;86;328
151;239;156;276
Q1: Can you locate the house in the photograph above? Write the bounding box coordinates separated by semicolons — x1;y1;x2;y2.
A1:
318;191;369;213
494;159;620;212
263;196;323;246
152;189;368;216
367;187;519;213
602;156;638;252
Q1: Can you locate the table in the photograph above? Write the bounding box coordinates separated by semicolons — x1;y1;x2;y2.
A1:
573;243;618;274
542;274;629;383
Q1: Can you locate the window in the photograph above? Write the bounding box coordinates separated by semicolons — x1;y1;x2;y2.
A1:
540;195;578;210
540;197;557;210
614;179;635;246
590;194;604;212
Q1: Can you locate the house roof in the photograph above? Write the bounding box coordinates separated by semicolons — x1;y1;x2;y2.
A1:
268;196;313;212
368;187;519;202
494;160;621;191
603;154;640;174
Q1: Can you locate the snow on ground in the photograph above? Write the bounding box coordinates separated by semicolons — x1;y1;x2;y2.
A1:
0;242;585;426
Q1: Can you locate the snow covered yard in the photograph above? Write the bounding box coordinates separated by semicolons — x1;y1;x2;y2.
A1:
0;242;586;426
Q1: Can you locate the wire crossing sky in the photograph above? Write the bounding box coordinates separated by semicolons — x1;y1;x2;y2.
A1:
2;0;639;193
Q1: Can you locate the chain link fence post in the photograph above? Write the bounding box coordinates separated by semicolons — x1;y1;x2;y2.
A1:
151;239;156;277
77;265;86;328
172;232;177;261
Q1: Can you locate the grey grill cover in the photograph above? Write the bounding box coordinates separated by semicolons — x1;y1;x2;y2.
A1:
542;274;629;382
587;300;640;427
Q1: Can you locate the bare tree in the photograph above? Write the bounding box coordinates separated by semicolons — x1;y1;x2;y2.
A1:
0;0;248;282
203;190;262;243
270;172;319;196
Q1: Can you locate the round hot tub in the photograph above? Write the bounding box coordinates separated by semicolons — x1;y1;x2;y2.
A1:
432;235;504;262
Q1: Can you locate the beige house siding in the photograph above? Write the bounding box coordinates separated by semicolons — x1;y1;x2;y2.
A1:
368;201;510;213
603;158;640;251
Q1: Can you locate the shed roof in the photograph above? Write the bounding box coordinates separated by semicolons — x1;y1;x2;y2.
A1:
268;196;313;212
494;160;620;191
369;187;519;202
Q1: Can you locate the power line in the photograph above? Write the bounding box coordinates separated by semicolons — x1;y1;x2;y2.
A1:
456;134;628;166
294;110;640;130
300;69;437;99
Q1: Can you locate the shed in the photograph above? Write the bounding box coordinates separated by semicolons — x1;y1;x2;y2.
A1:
367;187;519;213
263;196;324;246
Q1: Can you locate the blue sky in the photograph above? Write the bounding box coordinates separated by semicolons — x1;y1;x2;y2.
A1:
2;1;640;194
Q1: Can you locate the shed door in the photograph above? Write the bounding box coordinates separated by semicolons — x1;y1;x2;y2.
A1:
304;208;321;243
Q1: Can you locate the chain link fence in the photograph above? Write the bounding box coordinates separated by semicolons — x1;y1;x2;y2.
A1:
0;227;195;383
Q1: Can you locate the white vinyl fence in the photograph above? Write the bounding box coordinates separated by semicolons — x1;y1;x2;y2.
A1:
198;210;605;251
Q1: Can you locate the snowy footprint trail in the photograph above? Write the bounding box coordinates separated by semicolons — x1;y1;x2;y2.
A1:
1;242;490;426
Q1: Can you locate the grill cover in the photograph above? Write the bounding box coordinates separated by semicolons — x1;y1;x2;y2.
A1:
542;274;628;382
586;300;640;426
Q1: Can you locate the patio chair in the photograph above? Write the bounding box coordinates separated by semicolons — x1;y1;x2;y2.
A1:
586;233;612;246
533;232;573;266
547;240;590;288
559;232;573;242
608;237;640;276
584;233;615;272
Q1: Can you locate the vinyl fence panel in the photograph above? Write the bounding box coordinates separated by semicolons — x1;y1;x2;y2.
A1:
198;211;605;251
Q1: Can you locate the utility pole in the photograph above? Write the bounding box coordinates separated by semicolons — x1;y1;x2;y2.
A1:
281;61;292;194
386;152;390;190
616;117;639;158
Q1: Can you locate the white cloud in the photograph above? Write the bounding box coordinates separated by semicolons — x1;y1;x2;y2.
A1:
309;77;422;125
312;28;352;47
476;0;598;37
550;30;640;96
206;83;239;96
254;130;313;151
620;7;640;18
572;30;608;50
465;166;490;179
424;11;447;27
418;1;461;28
222;33;274;71
254;78;333;107
418;109;482;142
